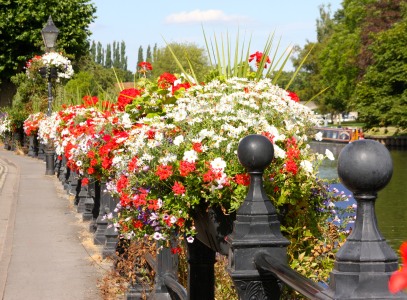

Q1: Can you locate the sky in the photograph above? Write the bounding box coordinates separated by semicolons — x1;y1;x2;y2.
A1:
89;0;343;72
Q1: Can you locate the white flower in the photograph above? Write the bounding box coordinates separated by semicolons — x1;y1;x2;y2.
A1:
325;149;335;161
300;160;313;174
210;157;226;171
76;160;83;167
186;236;195;243
183;150;198;163
173;135;184;146
315;131;323;141
153;232;165;240
273;144;286;159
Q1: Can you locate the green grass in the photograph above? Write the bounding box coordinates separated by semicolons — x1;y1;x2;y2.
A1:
364;127;407;137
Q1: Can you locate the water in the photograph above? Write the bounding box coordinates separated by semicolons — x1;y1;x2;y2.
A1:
310;142;407;251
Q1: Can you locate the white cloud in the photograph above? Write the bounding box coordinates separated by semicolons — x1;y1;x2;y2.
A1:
165;9;248;24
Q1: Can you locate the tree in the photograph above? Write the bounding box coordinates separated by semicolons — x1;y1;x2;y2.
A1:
96;42;103;65
0;0;96;106
120;41;128;71
105;44;112;68
146;45;152;63
354;5;407;129
90;41;96;62
151;42;210;82
137;46;144;71
291;5;335;107
357;0;403;78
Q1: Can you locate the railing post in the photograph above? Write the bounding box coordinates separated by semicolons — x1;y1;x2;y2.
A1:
148;243;181;300
186;238;216;300
325;140;407;299
94;182;109;244
227;134;290;299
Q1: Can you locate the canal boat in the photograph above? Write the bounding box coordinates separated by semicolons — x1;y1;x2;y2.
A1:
313;127;362;143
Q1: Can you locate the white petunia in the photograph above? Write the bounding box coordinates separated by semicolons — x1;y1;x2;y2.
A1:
315;131;323;141
210;157;226;171
325;149;335;161
300;160;313;174
183;150;198;163
173;135;184;146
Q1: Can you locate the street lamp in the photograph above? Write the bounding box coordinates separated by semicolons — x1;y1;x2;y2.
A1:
41;16;59;175
41;16;59;116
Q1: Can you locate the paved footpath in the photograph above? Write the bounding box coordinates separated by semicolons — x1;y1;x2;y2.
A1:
0;148;105;300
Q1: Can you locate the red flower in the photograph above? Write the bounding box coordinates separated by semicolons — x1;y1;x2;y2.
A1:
102;157;112;170
287;91;300;103
138;61;152;71
285;160;298;175
261;131;275;143
81;178;89;186
133;220;144;229
389;242;407;293
171;247;182;254
116;175;129;193
172;82;191;94
234;173;250;186
249;51;271;68
87;167;95;175
179;160;196;177
157;72;177;89
176;218;185;227
148;199;160;211
192;142;203;153
146;129;156;139
117;88;142;111
120;193;131;207
83;95;98;107
172;182;186;195
156;165;173;180
128;156;138;172
287;147;300;160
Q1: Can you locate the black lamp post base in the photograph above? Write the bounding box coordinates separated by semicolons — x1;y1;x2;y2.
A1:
45;145;55;175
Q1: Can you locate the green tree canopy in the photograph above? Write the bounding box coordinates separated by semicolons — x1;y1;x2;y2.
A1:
151;42;210;82
0;0;96;82
354;4;407;129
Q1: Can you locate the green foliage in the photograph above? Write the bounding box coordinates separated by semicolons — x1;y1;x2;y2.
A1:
354;7;407;129
0;0;96;82
151;42;210;82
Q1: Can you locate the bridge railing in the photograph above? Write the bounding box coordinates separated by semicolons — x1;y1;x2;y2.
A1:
48;135;407;299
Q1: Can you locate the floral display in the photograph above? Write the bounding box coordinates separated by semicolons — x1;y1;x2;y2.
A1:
0;112;11;136
29;55;353;282
106;77;340;246
25;52;74;80
23;112;46;136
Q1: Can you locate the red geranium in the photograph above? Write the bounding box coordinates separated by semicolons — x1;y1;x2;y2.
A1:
288;91;300;102
389;242;407;293
249;51;271;68
157;72;177;89
172;182;186;195
156;165;173;180
138;61;152;71
117;88;142;111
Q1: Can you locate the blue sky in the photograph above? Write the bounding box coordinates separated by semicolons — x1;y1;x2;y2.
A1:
89;0;343;71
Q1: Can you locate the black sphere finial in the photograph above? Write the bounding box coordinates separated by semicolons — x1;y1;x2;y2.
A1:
338;139;393;194
237;134;274;172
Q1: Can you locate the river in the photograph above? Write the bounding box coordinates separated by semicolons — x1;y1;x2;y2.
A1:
310;142;407;250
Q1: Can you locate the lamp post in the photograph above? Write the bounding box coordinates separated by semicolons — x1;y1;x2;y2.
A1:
41;16;59;175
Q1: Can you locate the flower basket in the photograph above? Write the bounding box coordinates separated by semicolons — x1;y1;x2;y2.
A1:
192;203;235;256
